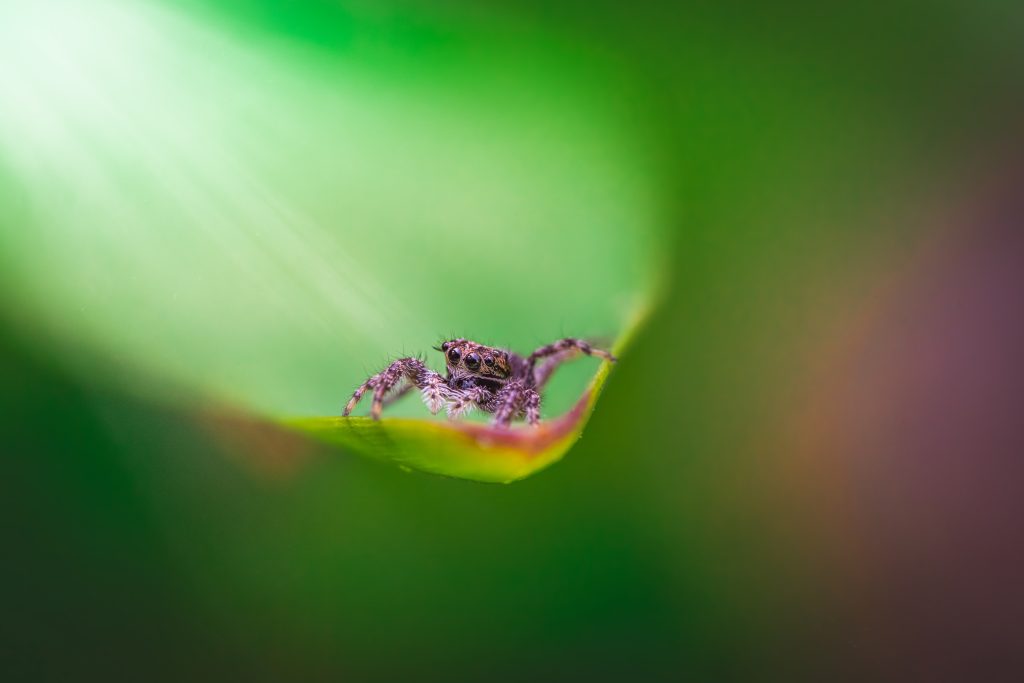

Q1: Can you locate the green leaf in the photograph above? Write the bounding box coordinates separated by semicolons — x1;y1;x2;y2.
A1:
0;0;666;481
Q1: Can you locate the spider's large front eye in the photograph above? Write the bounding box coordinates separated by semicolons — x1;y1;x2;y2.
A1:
465;352;481;370
447;348;461;363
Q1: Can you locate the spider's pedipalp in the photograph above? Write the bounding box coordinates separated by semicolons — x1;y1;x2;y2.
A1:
446;385;489;420
420;370;449;415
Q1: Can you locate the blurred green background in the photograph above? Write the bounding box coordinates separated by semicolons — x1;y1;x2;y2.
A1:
3;0;1022;680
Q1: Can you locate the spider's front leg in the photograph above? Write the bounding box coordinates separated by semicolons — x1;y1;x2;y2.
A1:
492;380;540;427
527;338;616;388
342;357;450;420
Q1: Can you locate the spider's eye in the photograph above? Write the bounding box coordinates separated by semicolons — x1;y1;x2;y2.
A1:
447;348;461;363
441;341;451;352
483;356;494;367
465;352;481;370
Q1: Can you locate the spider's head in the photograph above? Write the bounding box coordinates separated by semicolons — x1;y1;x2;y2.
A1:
436;339;511;382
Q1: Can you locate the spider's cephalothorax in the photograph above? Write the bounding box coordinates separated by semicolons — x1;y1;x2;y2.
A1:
342;337;615;426
439;339;513;389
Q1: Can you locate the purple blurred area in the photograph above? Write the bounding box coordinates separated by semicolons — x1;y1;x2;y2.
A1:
795;161;1024;679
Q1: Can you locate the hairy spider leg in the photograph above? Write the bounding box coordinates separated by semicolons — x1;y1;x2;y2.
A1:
342;374;378;416
526;338;616;368
523;389;541;425
380;382;415;408
342;358;451;420
532;348;581;389
493;380;529;427
526;338;616;387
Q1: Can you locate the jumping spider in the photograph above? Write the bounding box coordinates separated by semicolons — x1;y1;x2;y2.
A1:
343;338;616;427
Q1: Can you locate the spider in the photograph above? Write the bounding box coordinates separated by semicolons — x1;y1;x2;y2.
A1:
342;338;616;427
